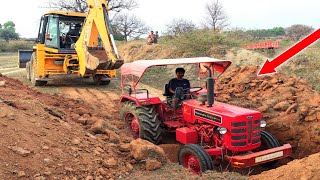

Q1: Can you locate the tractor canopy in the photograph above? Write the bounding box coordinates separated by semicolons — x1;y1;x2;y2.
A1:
121;57;232;78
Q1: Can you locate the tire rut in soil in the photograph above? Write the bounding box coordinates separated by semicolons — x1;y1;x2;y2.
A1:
87;89;114;103
63;87;118;113
86;89;117;110
76;88;98;103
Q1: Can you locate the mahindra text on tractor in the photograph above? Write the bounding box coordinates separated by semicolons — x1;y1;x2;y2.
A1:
119;57;292;173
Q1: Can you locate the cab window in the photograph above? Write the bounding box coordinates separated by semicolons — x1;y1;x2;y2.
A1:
45;15;59;48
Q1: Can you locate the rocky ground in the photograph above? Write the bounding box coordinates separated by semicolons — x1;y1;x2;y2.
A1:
0;74;170;179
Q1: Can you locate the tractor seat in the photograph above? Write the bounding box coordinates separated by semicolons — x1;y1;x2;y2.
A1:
163;84;173;107
163;84;173;97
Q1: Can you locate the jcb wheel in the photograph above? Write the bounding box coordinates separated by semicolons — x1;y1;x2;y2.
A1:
257;131;281;167
30;53;47;86
93;74;110;86
26;61;31;81
120;102;162;144
178;144;213;174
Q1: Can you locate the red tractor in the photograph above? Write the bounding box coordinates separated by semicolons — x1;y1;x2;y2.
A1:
119;57;291;173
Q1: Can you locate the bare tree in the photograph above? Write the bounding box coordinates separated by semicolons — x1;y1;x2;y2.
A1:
48;0;138;13
165;19;196;36
112;13;149;42
286;24;314;41
204;0;228;31
48;0;88;12
108;0;137;12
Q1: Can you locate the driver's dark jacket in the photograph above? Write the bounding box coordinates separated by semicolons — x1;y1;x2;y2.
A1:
168;78;190;94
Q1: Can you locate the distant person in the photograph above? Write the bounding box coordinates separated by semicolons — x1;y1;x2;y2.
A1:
154;31;159;44
147;31;155;45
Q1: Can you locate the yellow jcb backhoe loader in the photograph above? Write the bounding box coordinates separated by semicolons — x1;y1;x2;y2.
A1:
19;0;123;86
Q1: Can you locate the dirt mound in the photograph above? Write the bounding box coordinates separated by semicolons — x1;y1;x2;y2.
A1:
250;152;320;180
216;66;320;158
0;75;136;179
118;41;183;62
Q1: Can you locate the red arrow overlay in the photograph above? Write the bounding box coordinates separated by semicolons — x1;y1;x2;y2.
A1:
258;29;320;75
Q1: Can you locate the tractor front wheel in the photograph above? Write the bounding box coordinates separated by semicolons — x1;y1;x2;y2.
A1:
257;130;281;167
178;144;213;174
119;102;162;144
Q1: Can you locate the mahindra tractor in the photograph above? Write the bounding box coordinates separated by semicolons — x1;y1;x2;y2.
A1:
119;57;292;173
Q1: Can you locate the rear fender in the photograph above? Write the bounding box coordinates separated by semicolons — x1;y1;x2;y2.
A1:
120;95;162;107
18;50;33;68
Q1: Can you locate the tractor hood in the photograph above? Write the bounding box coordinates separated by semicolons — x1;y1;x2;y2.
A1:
183;100;262;123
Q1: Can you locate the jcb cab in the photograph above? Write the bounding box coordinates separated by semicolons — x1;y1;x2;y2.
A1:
119;57;292;173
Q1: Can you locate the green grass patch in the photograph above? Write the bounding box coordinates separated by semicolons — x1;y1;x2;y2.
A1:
0;40;34;52
281;49;320;91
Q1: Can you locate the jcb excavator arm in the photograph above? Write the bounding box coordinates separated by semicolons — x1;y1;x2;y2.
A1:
75;0;123;76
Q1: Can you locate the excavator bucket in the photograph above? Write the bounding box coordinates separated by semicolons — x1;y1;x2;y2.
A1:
85;48;109;71
18;50;33;68
84;48;123;73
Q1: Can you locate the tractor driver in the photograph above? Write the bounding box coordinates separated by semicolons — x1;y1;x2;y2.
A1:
169;67;190;117
169;67;190;94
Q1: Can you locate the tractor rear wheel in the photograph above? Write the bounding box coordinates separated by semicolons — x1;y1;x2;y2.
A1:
257;130;281;167
138;105;162;144
30;53;47;86
26;61;31;81
178;144;213;174
120;102;162;144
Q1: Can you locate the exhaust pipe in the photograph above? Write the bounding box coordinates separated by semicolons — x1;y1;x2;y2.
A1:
204;65;214;107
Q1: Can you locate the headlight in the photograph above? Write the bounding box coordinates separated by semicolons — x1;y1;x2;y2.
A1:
260;120;267;128
217;127;227;134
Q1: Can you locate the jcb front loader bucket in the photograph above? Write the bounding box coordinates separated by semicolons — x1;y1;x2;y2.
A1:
18;49;33;68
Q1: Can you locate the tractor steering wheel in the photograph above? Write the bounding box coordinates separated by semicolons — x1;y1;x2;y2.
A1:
184;87;203;94
184;87;203;99
175;87;203;100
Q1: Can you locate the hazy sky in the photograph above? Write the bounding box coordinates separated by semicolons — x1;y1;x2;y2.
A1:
0;0;319;38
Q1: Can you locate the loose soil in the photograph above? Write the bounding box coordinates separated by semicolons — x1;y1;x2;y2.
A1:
0;74;134;179
250;152;320;180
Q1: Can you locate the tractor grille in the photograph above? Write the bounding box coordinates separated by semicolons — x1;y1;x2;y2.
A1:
231;119;261;147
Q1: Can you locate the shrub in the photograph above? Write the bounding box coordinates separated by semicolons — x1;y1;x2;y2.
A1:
162;29;224;57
